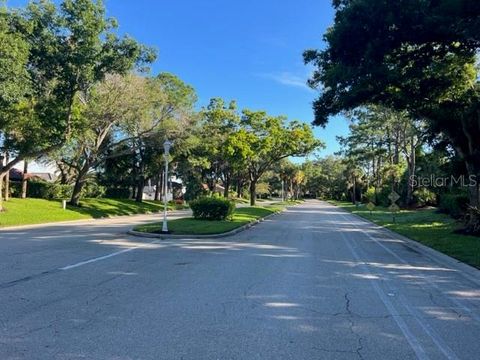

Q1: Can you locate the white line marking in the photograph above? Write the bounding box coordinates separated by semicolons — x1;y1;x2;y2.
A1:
338;229;430;360
60;240;159;271
337;209;461;359
339;211;480;325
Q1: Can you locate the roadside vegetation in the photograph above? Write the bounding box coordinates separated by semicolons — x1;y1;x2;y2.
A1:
304;0;480;235
0;0;320;227
0;198;185;228
332;201;480;269
134;206;283;235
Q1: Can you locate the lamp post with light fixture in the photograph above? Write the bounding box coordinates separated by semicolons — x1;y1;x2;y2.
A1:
162;139;172;233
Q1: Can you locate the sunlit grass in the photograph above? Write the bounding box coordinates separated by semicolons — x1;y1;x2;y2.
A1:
134;206;281;235
331;201;480;269
0;198;169;227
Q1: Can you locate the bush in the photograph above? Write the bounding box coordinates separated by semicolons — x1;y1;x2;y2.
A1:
81;183;106;198
413;188;437;207
439;193;469;218
189;197;235;220
105;187;131;199
9;182;22;198
374;186;392;207
27;180;73;200
364;187;376;204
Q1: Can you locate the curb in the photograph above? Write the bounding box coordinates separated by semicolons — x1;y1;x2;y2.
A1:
126;204;301;240
331;203;480;286
0;209;191;232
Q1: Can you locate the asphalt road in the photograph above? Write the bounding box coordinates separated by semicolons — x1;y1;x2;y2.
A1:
0;201;479;359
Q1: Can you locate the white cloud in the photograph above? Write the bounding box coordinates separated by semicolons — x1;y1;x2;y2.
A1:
259;71;313;91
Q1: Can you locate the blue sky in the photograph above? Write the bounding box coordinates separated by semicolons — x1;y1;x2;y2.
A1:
9;0;350;160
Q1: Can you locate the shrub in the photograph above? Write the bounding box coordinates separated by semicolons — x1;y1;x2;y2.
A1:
27;180;73;200
413;188;437;207
189;197;235;220
376;186;391;207
9;182;22;198
81;183;106;198
439;193;469;218
364;187;377;204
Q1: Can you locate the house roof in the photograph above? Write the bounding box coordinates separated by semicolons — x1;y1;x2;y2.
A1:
8;169;56;182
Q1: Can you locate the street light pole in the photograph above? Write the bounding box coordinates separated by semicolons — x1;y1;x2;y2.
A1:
162;139;172;233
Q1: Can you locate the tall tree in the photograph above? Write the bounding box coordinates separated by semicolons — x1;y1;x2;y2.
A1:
199;98;240;198
0;0;155;207
304;0;480;209
59;72;196;205
229;110;322;206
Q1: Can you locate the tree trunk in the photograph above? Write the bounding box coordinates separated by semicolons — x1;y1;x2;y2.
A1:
0;173;3;212
352;175;357;204
406;144;416;207
69;165;89;207
465;161;480;208
5;153;9;201
0;155;4;211
21;160;28;199
249;180;257;206
223;175;230;198
154;174;161;201
136;178;144;202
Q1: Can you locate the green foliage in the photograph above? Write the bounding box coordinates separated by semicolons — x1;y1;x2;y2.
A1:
27;180;72;200
0;198;166;228
81;182;105;198
105;187;131;199
256;182;270;197
0;7;30;110
134;206;279;235
189;197;235;221
413;188;437;207
8;182;22;198
305;0;480;210
364;187;376;204
334;201;480;269
183;175;206;201
439;193;469;218
0;0;155;189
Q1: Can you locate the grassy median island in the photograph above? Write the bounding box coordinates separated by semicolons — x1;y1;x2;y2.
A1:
331;201;480;269
0;198;171;227
134;206;280;235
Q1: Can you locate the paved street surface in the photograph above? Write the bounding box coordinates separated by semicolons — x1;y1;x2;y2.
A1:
1;201;479;359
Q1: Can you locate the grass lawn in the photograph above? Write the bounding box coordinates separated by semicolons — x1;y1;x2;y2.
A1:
0;198;173;228
331;201;480;269
134;206;281;235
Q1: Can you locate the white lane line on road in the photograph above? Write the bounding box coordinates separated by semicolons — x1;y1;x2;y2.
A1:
337;212;460;360
340;211;480;325
60;240;160;271
338;228;431;360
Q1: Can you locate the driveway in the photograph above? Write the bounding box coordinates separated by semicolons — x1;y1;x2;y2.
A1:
0;200;479;359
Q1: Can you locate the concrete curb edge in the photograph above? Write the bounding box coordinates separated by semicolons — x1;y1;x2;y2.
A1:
127;203;302;240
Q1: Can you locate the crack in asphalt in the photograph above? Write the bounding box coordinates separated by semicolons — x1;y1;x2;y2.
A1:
344;292;365;359
0;269;60;290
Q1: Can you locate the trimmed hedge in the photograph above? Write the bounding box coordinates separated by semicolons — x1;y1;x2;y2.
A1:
28;181;72;200
190;197;235;220
25;180;105;200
